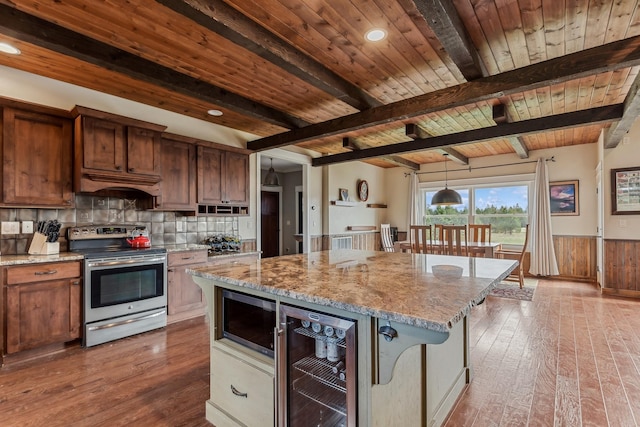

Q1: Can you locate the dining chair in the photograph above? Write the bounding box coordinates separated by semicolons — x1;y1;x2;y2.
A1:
468;224;491;257
409;225;433;254
439;225;467;256
380;224;395;252
494;224;530;288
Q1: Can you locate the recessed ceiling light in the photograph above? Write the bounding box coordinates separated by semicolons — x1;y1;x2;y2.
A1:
365;28;387;42
0;42;21;55
207;109;223;117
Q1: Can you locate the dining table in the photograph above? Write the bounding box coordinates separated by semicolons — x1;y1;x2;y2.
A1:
393;240;502;258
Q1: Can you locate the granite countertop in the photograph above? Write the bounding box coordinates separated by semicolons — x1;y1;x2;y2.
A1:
0;252;85;266
189;249;517;334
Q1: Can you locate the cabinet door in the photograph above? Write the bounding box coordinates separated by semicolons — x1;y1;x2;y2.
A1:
6;278;81;353
197;145;224;204
2;108;74;206
167;251;208;322
160;137;196;210
80;116;125;173
126;126;161;177
224;151;249;204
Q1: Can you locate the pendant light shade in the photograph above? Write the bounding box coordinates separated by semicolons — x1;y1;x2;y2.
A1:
431;154;462;206
264;158;279;186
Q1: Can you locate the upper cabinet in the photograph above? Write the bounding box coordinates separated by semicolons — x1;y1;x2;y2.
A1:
1;107;74;207
197;145;249;215
158;133;197;211
72;106;166;196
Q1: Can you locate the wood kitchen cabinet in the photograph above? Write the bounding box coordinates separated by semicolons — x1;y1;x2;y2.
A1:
1;107;74;207
4;261;82;354
72;106;166;196
167;249;209;324
158;134;197;211
197;145;250;215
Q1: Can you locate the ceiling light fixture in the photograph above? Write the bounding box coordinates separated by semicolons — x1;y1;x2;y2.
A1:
263;157;279;186
431;154;462;206
365;28;387;42
207;109;223;116
0;42;21;55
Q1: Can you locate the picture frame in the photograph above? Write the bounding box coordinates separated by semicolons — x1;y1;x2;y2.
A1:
611;166;640;215
339;188;349;201
549;180;579;216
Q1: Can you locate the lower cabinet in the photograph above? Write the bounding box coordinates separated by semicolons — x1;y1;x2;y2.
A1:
167;249;208;323
4;261;82;354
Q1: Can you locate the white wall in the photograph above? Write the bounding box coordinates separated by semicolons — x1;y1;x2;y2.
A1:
384;144;600;236
324;162;387;234
603;119;640;239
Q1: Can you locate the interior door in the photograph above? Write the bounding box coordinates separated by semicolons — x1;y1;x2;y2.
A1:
261;191;280;258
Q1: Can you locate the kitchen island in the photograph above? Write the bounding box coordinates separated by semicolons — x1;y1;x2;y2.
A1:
189;249;517;427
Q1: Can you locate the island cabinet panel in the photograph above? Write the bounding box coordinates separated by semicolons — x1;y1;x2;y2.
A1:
158;135;197;211
1;108;74;207
4;262;82;354
72;107;166;195
197;145;250;215
167;250;208;323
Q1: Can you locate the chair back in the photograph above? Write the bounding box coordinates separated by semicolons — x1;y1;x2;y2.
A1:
409;225;433;254
468;224;491;257
439;225;467;256
380;224;395;252
495;224;530;288
468;224;491;243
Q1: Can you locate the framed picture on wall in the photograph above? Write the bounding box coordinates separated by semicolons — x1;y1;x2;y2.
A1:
549;180;579;216
339;188;349;201
611;166;640;215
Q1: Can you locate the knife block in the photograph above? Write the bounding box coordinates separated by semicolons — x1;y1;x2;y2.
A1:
28;232;60;255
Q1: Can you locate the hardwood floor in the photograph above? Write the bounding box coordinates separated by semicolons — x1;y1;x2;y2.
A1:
1;279;639;426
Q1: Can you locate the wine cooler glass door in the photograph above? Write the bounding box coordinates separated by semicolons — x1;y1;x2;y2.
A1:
278;304;357;427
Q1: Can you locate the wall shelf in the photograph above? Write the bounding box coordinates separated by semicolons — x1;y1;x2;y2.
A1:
331;200;358;207
346;226;376;231
366;203;387;208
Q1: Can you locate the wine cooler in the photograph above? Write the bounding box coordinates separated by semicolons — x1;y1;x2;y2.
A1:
277;304;357;426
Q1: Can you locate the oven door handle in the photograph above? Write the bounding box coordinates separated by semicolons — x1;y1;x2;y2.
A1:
86;309;166;331
87;256;167;268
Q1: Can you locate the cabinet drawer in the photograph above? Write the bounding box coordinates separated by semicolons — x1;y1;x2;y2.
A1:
168;250;208;267
6;261;81;285
211;347;274;426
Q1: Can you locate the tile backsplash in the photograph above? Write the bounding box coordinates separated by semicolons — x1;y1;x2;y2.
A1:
0;194;240;255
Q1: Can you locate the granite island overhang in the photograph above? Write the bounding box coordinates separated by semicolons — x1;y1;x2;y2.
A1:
188;249;518;426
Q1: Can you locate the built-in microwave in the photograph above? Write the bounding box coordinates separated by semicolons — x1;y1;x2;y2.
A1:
221;289;276;357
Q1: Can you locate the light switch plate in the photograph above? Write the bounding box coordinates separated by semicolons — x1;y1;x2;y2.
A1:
1;221;20;234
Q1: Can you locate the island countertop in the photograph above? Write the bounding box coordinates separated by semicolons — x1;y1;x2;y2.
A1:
189;249;517;334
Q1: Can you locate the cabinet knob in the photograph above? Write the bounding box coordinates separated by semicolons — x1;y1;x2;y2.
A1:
129;167;135;173
115;165;122;171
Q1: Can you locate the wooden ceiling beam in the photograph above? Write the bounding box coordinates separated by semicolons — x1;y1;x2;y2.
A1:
603;71;640;149
0;4;307;130
492;104;529;159
405;123;469;165
157;0;381;111
312;104;623;166
410;0;485;80
248;35;640;151
342;138;420;170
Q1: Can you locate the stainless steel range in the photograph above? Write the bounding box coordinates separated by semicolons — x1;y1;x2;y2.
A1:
68;225;167;347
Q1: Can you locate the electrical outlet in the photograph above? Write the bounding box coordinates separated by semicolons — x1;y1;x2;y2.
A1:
22;221;34;234
1;221;20;235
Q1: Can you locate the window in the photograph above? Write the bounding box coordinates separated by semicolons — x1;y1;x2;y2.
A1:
421;182;530;247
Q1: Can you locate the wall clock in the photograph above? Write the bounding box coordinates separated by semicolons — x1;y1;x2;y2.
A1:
357;180;369;202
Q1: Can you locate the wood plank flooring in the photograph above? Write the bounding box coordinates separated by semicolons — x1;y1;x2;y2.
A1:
1;279;639;426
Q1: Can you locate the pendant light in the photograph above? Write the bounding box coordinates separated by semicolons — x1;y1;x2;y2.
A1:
431;154;462;205
263;157;279;186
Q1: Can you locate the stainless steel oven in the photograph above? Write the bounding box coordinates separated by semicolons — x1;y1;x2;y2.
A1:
68;225;167;347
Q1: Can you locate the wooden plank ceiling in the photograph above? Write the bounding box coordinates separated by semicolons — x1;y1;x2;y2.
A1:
0;0;639;168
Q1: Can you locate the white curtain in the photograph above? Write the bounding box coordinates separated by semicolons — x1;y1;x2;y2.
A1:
530;159;559;276
406;173;418;230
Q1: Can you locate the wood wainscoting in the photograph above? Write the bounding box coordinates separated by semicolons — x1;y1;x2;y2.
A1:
603;239;640;297
552;235;597;282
